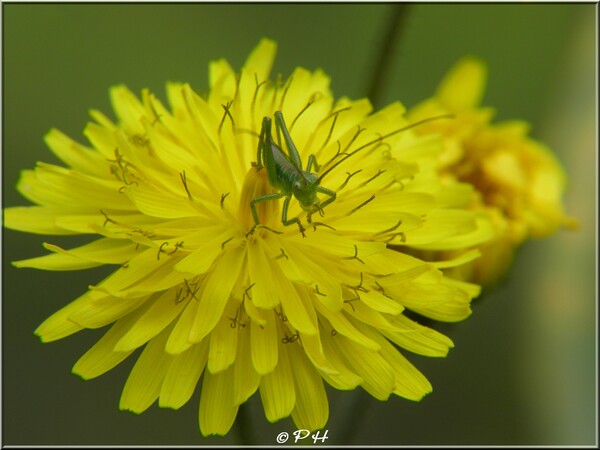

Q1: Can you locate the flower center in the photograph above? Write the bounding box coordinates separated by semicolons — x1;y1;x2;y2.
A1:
238;166;281;230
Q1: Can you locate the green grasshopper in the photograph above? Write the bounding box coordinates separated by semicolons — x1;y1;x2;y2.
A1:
250;110;450;235
250;111;335;235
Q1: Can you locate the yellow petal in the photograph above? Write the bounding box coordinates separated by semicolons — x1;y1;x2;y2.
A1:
207;302;239;373
282;242;343;311
119;326;174;413
233;324;260;405
72;307;149;379
357;323;433;401
165;299;198;355
298;328;337;376
436;56;487;111
412;214;497;251
114;288;187;352
199;365;239;436
273;67;333;143
93;247;166;294
431;249;482;269
82;121;119;159
359;289;404;315
273;269;317;336
34;162;133;209
57;211;157;236
209;58;235;96
110;85;148;133
318;330;362;390
159;340;208;409
250;309;278;375
34;290;100;342
110;257;192;297
175;229;232;276
303;97;371;155
261;235;310;284
44;128;109;177
3;206;82;235
289;343;329;431
14;239;138;271
331;329;394;400
189;246;245;343
362;247;432;278
329;192;435;234
259;341;296;422
314;301;379;351
92;242;195;297
382;314;454;357
243;38;277;82
242;293;267;326
15;250;101;271
247;238;280;308
122;180;203;219
401;278;478;322
69;292;150;329
88;108;116;129
402;209;480;247
344;298;395;331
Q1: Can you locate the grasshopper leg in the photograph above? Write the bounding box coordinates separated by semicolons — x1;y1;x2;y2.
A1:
281;195;306;237
306;154;320;172
248;193;284;237
255;117;270;171
250;192;284;224
316;185;336;210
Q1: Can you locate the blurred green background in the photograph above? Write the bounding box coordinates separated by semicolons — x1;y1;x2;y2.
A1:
2;3;596;446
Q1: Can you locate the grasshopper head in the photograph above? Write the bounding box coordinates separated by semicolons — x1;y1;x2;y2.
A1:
292;172;320;213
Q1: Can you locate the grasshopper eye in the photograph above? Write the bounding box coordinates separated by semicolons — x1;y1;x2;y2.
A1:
293;180;303;190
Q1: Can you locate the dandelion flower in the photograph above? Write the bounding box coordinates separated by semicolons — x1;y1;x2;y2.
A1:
408;57;576;285
5;39;493;436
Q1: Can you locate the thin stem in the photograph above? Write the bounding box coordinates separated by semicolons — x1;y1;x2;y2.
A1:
235;400;257;445
366;3;412;109
339;389;372;444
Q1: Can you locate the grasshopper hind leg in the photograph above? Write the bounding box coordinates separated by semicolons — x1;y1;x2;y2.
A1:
281;195;306;237
247;192;284;237
246;193;306;237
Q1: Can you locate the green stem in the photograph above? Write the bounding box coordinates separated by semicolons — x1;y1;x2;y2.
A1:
366;3;412;109
339;389;372;444
235;400;257;445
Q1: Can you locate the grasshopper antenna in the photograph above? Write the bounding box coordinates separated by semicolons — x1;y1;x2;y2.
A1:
317;114;454;183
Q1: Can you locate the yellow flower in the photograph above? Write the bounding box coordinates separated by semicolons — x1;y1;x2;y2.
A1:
408;57;576;286
5;39;492;437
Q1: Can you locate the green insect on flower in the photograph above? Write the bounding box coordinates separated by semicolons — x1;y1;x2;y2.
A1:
250;111;336;236
4;38;497;437
250;110;452;237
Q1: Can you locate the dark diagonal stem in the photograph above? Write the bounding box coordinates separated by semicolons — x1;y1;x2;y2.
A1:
339;389;372;444
366;3;412;109
235;400;257;445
